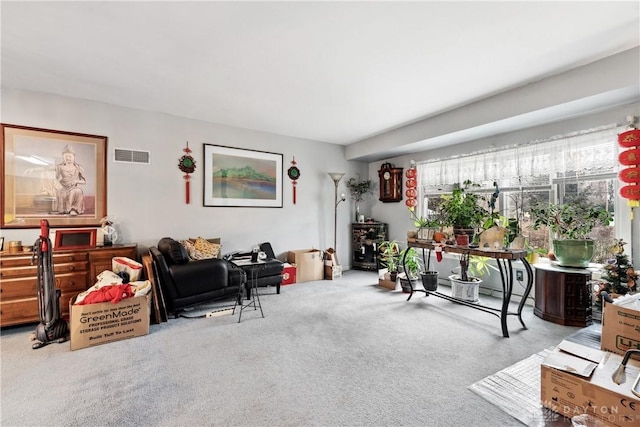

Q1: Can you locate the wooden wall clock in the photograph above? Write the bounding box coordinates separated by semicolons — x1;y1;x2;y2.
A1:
378;162;403;203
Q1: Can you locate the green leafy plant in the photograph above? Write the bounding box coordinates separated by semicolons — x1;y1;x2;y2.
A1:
408;208;440;230
529;203;612;239
378;240;401;274
399;247;422;279
455;253;497;282
440;180;489;229
345;176;375;202
468;256;498;278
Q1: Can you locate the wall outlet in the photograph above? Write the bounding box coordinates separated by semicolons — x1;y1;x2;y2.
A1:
516;269;524;281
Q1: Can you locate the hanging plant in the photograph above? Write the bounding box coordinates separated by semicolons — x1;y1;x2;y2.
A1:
345;176;375;202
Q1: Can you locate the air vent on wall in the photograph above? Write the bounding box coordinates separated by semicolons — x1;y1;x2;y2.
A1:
113;148;150;164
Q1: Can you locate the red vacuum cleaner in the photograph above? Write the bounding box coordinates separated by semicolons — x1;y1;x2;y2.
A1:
31;219;68;349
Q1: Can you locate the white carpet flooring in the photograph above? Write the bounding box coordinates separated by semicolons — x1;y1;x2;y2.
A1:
1;270;589;426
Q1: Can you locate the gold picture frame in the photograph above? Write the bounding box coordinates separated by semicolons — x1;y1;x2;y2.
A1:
1;124;108;228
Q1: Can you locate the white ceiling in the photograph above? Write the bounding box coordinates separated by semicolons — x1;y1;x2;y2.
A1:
2;1;639;153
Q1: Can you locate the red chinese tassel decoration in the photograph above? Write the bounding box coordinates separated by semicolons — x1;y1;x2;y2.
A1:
178;142;196;204
287;157;301;204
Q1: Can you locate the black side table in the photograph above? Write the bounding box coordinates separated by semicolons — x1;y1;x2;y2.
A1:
230;258;265;323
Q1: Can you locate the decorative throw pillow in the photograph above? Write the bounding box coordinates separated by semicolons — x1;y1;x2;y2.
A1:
180;239;199;260
192;237;221;259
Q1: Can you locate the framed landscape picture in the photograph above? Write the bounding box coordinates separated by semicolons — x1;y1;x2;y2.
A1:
203;144;283;208
1;124;108;228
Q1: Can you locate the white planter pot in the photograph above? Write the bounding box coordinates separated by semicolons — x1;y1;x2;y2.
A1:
448;274;482;302
417;228;434;240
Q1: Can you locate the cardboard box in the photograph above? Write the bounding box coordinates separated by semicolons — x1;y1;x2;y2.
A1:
282;263;297;285
325;265;343;280
378;268;397;290
287;249;324;282
602;302;640;359
540;340;640;426
324;248;342;280
69;294;150;351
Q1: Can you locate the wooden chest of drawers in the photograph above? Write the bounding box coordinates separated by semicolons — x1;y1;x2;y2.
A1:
0;244;137;327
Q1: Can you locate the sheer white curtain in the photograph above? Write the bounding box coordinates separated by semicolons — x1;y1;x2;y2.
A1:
418;124;624;192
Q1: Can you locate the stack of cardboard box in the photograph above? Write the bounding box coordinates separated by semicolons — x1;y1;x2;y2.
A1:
541;300;640;426
324;248;342;280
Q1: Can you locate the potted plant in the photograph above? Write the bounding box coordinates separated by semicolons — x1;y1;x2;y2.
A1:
529;203;612;267
345;176;375;222
378;240;401;281
440;180;488;244
398;246;422;293
449;254;497;302
408;208;441;240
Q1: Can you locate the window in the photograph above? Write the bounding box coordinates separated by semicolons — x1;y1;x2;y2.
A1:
418;124;625;261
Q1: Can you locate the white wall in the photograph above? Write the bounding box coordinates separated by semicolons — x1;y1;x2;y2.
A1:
0;88;368;265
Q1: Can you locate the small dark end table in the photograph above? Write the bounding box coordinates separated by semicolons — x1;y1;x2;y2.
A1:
230;258;266;323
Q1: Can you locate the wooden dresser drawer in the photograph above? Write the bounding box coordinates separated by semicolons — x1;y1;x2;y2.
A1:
0;298;39;326
0;252;88;269
56;272;89;292
0;293;76;327
53;261;88;275
1;272;87;300
0;261;88;279
0;276;39;299
0;254;34;269
0;264;39;279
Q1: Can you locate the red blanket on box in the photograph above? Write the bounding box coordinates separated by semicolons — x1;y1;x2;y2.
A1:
75;284;135;305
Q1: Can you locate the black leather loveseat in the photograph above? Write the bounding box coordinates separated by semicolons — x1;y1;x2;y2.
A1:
149;237;245;314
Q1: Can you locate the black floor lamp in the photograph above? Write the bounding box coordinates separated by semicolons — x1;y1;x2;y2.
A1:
328;172;346;251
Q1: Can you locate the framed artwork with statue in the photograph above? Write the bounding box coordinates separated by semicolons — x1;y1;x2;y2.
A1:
203;144;283;208
1;124;108;229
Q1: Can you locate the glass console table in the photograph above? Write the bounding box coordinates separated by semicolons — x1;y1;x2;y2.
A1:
402;240;534;338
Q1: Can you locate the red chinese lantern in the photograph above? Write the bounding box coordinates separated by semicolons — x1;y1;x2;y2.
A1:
405;188;418;198
619;168;640;183
620;185;640;200
617;127;640;202
405;178;417;188
618;129;640;148
619;148;640;166
405;198;418;208
405;168;417;179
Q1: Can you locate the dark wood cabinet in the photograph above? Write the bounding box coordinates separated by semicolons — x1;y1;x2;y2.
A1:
351;223;388;270
534;263;592;327
0;244;137;327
